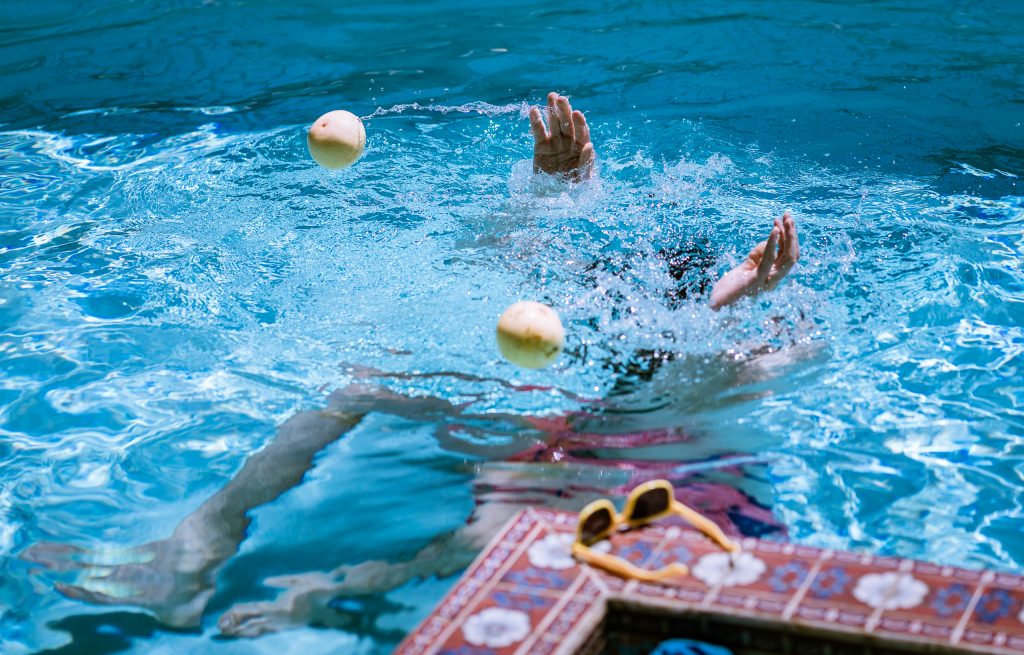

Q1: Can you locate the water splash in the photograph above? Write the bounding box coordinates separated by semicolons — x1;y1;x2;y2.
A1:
362;101;532;120
1;98;1022;653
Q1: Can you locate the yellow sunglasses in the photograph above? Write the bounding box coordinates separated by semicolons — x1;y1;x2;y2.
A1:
572;479;740;582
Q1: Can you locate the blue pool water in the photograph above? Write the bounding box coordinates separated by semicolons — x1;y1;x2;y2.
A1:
1;0;1022;652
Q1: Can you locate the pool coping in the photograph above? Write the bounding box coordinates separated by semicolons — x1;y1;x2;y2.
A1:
395;508;1024;655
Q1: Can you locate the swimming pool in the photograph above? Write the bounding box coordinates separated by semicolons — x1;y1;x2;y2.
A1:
1;0;1022;652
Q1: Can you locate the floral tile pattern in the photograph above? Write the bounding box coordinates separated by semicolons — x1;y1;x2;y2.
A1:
960;581;1024;651
790;558;885;630
395;508;1024;655
873;566;985;642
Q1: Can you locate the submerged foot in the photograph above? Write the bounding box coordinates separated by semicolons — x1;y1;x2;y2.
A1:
22;538;224;628
218;560;412;637
218;571;343;637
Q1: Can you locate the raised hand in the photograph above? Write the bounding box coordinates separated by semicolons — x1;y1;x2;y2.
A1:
709;212;800;310
529;92;596;181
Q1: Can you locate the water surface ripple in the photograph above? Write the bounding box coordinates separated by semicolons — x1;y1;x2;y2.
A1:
0;1;1022;653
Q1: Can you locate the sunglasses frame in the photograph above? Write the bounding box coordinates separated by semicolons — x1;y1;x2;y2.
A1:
575;498;617;546
572;479;740;583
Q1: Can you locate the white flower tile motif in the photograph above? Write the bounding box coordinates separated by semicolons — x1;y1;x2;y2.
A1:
462;607;531;648
692;551;766;587
527;533;576;570
853;572;929;610
527;533;610;570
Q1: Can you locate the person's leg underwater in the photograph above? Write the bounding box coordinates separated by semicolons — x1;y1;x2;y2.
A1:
21;381;494;629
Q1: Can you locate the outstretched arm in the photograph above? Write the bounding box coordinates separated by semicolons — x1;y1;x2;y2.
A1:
709;212;800;311
529;92;595;181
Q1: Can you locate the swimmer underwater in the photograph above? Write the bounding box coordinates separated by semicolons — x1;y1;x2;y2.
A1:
23;93;801;636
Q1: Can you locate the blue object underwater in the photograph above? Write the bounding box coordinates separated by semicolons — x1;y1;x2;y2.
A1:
650;639;734;655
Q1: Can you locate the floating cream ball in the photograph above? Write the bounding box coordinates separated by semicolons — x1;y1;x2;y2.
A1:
496;301;565;369
307;110;366;169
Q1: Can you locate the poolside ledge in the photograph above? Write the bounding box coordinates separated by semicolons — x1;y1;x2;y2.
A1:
396;508;1024;655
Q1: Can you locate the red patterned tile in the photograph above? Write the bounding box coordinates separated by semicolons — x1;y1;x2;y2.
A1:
700;543;817;620
994;574;1024;589
676;527;746;557
535;597;601;650
612;527;725;597
533;507;577;533
713;589;789;616
437;575;489;621
576;576;603;599
399;614;451;655
631;578;710;604
792;559;882;629
527;638;560;655
497;565;580;597
961;583;1024;645
910;560;986;583
495;593;602;655
502;510;541;541
830;549;901;570
874;568;983;642
400;519;537;654
495;533;582;597
737;541;817;592
597;573;629;593
876;616;954;642
588;528;821;613
397;509;1024;655
607;528;664;565
575;527;669;593
960;628;1003;650
437;590;560;655
792;543;825;560
644;530;710;568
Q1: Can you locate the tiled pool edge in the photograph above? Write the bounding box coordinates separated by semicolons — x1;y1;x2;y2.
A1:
395;508;1024;655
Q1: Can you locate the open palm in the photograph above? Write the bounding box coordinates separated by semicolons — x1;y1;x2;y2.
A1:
530;92;596;181
709;212;800;310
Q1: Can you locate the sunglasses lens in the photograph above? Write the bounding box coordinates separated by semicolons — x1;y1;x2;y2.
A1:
580;507;613;544
631;487;671;522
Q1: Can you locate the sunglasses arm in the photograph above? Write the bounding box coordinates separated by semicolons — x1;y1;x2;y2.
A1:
571;543;690;582
670;501;741;553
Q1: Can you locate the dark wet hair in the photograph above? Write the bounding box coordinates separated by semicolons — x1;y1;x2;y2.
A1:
577;236;716;314
565;238;718;389
658;237;717;309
